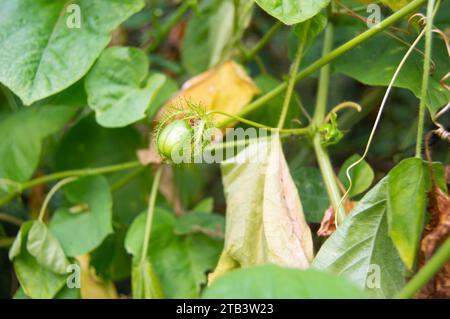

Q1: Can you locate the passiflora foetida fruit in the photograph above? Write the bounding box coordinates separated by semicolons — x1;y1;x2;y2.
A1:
157;119;193;159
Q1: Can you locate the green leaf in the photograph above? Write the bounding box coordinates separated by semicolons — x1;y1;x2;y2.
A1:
55;115;149;225
291;167;330;223
131;259;164;299
38;80;88;109
182;0;251;75
14;283;80;299
55;115;143;169
248;74;300;127
26;221;70;274
53;286;81;299
148;77;178;120
90;227;131;282
289;11;328;58
85;47;166;127
124;212;147;261
12;287;29;299
173;164;211;210
191;197;214;213
0;104;76;193
182;0;233;74
432;162;448;193
110;166;153;225
49;176;113;256
338;154;375;197
435;0;450;30
387;158;431;269
9;221;33;261
11;222;66;299
313;178;405;298
0;0;144;105
174;211;224;236
294;11;327;42
125;208;223;298
254;0;330;25
152;228;223;299
211;137;313;281
333;31;450;116
14;252;67;299
203;264;366;298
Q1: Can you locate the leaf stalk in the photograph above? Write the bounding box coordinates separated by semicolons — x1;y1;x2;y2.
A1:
415;0;436;158
311;20;347;225
140;166;163;263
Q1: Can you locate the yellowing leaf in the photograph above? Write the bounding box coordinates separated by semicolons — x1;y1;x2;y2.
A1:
209;136;313;283
159;60;260;125
76;255;118;299
382;0;412;11
132;259;165;299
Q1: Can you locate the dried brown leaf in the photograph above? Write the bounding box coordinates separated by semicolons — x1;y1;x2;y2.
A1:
317;207;335;237
317;201;356;237
168;20;187;50
445;165;450;186
29;171;46;220
417;186;450;298
136;141;162;166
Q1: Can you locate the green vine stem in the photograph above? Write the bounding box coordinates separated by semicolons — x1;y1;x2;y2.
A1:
140;166;163;264
278;20;310;129
204;137;260;152
218;0;427;128
204;131;302;153
145;0;195;53
212;110;274;130
396;236;450;299
415;0;436;158
0;112;311;209
211;110;312;135
38;177;78;222
244;21;282;61
0;213;23;226
0;161;141;207
312;27;333;123
311;19;347;225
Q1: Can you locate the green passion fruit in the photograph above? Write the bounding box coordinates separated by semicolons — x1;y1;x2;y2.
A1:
157;120;193;159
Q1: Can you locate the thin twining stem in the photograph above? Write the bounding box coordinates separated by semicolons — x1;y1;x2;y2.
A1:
38;177;78;222
339;27;427;214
